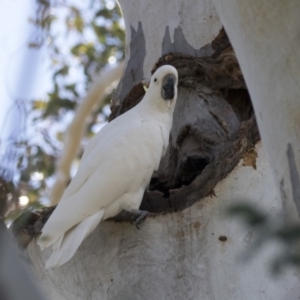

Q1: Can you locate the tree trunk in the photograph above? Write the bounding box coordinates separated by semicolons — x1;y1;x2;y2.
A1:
0;223;46;300
26;0;300;299
27;143;299;299
212;0;300;222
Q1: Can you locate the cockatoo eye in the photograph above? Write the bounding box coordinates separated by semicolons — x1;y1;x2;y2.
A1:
154;78;157;82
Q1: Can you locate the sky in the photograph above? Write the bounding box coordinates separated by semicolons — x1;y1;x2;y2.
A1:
0;0;122;204
0;0;52;181
0;0;51;134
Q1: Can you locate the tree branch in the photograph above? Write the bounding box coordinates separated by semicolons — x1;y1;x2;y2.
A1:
50;62;124;205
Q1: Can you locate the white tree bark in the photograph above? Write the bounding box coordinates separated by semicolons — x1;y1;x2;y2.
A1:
28;143;300;300
121;0;220;75
212;0;300;220
27;0;300;299
0;223;46;300
113;0;221;107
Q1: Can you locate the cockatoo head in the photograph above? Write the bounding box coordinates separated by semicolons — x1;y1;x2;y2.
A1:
144;65;178;111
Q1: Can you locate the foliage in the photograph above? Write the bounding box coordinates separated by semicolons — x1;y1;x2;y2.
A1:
227;203;300;274
0;0;125;222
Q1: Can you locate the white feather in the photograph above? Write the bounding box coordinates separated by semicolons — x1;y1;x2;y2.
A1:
38;65;178;267
45;209;105;269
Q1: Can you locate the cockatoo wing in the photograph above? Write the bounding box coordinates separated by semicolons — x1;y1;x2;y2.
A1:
44;209;105;268
39;108;165;248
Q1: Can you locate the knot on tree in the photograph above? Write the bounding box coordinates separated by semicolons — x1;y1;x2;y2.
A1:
111;28;260;220
13;28;260;238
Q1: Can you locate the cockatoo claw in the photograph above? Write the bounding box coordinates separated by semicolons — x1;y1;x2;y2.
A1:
130;209;149;229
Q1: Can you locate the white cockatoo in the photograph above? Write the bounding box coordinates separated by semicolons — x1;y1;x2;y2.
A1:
38;65;178;268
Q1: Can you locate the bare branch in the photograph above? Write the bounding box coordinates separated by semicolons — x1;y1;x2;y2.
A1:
0;222;46;300
50;62;125;205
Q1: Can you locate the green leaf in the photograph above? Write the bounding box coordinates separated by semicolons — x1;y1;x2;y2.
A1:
53;65;69;78
226;203;267;227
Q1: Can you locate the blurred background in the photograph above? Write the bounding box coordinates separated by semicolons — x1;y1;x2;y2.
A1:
1;0;299;277
0;0;125;225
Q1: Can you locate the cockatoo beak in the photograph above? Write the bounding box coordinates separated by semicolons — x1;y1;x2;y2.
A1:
161;74;176;100
142;79;150;93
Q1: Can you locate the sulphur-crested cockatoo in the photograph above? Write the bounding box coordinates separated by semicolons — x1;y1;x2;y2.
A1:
38;65;178;269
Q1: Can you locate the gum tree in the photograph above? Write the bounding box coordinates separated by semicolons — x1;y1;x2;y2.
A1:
25;1;300;299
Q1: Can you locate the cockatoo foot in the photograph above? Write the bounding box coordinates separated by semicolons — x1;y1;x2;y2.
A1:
130;209;149;229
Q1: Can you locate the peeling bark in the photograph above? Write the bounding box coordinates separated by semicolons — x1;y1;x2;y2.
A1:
287;144;300;216
113;23;145;103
